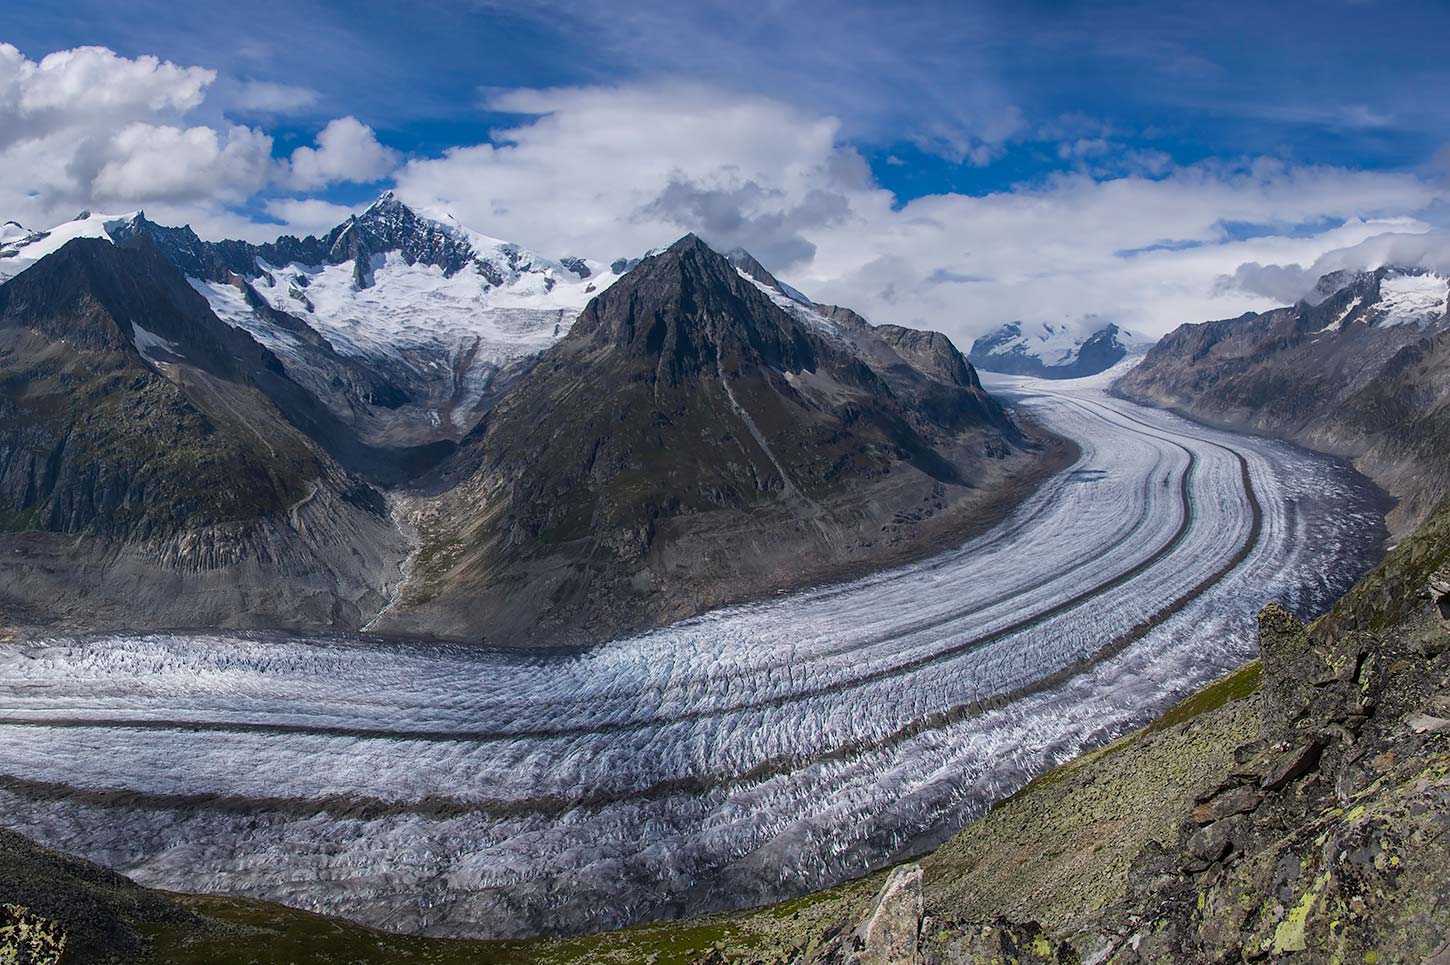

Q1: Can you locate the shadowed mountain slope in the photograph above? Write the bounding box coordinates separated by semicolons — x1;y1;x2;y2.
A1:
0;237;406;631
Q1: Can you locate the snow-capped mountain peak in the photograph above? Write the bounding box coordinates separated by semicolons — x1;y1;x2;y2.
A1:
0;220;36;246
180;194;630;431
0;210;140;281
968;319;1152;379
1303;265;1449;333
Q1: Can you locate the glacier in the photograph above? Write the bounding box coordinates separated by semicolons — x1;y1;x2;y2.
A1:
0;374;1387;939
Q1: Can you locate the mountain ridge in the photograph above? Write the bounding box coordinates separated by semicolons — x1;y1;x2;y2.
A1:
0;205;1067;643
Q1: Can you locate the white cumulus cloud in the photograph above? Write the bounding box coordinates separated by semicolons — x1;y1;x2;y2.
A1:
92;123;273;203
395;83;1446;340
283;116;398;190
0;44;391;238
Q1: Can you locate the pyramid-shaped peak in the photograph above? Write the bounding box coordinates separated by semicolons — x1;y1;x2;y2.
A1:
666;232;713;254
363;190;402;212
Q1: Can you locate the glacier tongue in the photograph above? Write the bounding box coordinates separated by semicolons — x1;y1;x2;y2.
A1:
0;378;1388;941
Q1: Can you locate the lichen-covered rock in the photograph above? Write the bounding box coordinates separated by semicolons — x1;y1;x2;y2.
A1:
791;865;925;965
920;918;1076;964
0;903;66;965
846;865;924;965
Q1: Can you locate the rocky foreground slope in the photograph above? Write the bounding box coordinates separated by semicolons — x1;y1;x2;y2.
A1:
1115;265;1450;532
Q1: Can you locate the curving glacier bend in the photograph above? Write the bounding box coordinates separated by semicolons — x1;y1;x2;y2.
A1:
0;375;1388;939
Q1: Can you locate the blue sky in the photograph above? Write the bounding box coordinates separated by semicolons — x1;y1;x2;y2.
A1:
11;0;1449;196
3;0;1449;338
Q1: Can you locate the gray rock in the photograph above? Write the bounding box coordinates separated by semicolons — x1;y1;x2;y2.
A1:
1191;784;1260;825
847;864;925;965
1260;741;1323;792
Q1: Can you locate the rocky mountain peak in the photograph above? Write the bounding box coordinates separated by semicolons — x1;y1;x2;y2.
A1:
725;247;814;305
566;233;821;381
1306;268;1377;305
325;192;476;284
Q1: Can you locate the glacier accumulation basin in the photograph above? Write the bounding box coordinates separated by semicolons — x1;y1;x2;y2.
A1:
0;380;1388;939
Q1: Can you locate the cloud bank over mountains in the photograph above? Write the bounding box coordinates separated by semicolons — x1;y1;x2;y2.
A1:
1;40;1445;341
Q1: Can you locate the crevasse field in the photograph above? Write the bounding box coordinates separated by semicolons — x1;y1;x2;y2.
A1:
0;373;1386;939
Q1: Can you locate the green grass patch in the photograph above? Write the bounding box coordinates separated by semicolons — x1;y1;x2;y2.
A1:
149;892;741;965
1145;660;1262;736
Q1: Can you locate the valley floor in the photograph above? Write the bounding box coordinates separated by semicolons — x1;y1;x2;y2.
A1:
0;375;1391;955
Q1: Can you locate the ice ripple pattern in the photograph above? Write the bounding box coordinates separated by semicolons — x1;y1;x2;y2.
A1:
0;380;1388;939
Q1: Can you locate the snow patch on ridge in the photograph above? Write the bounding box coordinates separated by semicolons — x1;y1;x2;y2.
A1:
0;211;137;281
130;322;179;362
735;267;843;338
1373;271;1448;328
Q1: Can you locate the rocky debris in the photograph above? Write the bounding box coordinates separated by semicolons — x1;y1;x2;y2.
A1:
1184;814;1246;868
918;918;1074;964
1191;783;1259;824
1407;711;1450;733
713;864;1077;965
1259;739;1323;791
1426;569;1450;619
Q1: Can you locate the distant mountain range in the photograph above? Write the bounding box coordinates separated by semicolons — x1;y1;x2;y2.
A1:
968;319;1152;379
0;198;1059;641
1116;263;1450;531
1;195;624;451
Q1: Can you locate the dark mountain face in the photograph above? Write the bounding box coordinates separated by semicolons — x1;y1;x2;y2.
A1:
0;237;407;631
376;235;1051;645
1115;265;1450;531
0;219;1058;644
0;237;317;537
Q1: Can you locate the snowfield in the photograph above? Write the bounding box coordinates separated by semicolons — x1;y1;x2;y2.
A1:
0;376;1386;939
0;211;136;281
1373;270;1449;328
